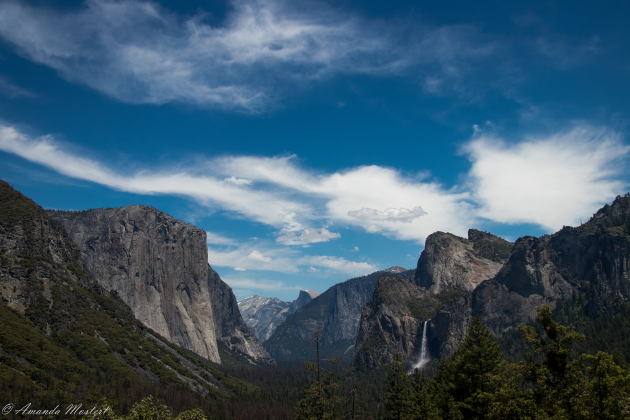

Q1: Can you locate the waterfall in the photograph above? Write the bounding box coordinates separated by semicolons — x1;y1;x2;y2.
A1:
410;321;429;372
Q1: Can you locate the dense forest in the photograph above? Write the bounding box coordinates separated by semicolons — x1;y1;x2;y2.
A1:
6;302;625;420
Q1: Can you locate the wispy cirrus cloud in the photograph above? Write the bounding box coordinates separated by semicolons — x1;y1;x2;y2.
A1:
0;76;36;98
0;123;627;243
207;240;377;275
0;0;504;111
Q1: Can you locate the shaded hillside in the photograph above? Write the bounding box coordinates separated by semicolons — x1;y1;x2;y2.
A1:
0;181;254;415
264;267;414;362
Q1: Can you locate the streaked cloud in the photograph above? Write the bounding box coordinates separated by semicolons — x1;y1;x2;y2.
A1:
0;0;504;111
0;76;36;98
0;123;626;243
206;231;237;245
221;277;301;292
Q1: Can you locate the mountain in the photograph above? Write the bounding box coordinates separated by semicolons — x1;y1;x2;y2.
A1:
354;197;630;371
47;205;274;366
238;290;320;343
264;267;414;362
0;180;254;409
353;230;511;371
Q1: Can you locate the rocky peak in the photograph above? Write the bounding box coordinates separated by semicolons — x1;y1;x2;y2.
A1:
586;195;630;229
292;289;320;311
383;266;407;273
413;231;508;294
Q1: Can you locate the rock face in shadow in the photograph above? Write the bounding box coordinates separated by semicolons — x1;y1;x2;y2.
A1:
48;206;274;365
354;198;630;371
239;290;320;343
264;267;414;362
353;276;433;370
354;230;512;371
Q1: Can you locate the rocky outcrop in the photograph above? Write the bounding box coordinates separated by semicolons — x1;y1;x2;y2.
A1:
289;290;320;313
354;230;511;371
48;206;273;365
239;290;320;342
414;230;512;293
355;198;630;371
353;276;433;370
265;268;415;362
0;181;247;398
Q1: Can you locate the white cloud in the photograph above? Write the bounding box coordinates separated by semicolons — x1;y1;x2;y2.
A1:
0;0;500;111
207;241;376;276
366;224;380;233
0;125;309;229
348;206;427;223
222;277;301;292
464;126;629;230
307;256;375;275
224;176;253;185
206;231;237;245
276;227;341;246
1;123;627;243
248;250;272;262
234;267;247;271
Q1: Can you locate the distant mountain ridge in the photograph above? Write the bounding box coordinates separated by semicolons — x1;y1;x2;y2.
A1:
264;267;415;362
238;290;320;342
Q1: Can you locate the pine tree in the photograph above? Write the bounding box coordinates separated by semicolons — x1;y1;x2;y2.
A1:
383;354;413;420
409;370;441;420
519;304;585;418
296;331;341;420
575;352;630;420
435;316;505;419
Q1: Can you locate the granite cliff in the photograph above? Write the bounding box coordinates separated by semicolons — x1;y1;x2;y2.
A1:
238;290;319;342
48;206;274;365
354;198;630;371
354;230;510;370
264;267;414;362
0;181;251;401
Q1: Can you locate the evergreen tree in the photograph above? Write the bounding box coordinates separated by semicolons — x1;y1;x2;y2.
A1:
575;352;630;420
519;305;585;418
435;316;505;419
383;354;413;420
409;370;441;420
296;331;341;420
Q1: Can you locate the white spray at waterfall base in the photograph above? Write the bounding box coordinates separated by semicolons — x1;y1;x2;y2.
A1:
410;321;430;373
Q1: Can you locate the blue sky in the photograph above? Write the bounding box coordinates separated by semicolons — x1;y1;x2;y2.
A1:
1;0;629;301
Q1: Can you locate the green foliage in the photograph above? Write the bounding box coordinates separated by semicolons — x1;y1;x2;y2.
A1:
434;316;505;419
380;307;630;420
296;331;341;420
383;354;413;420
472;238;513;263
406;288;468;321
